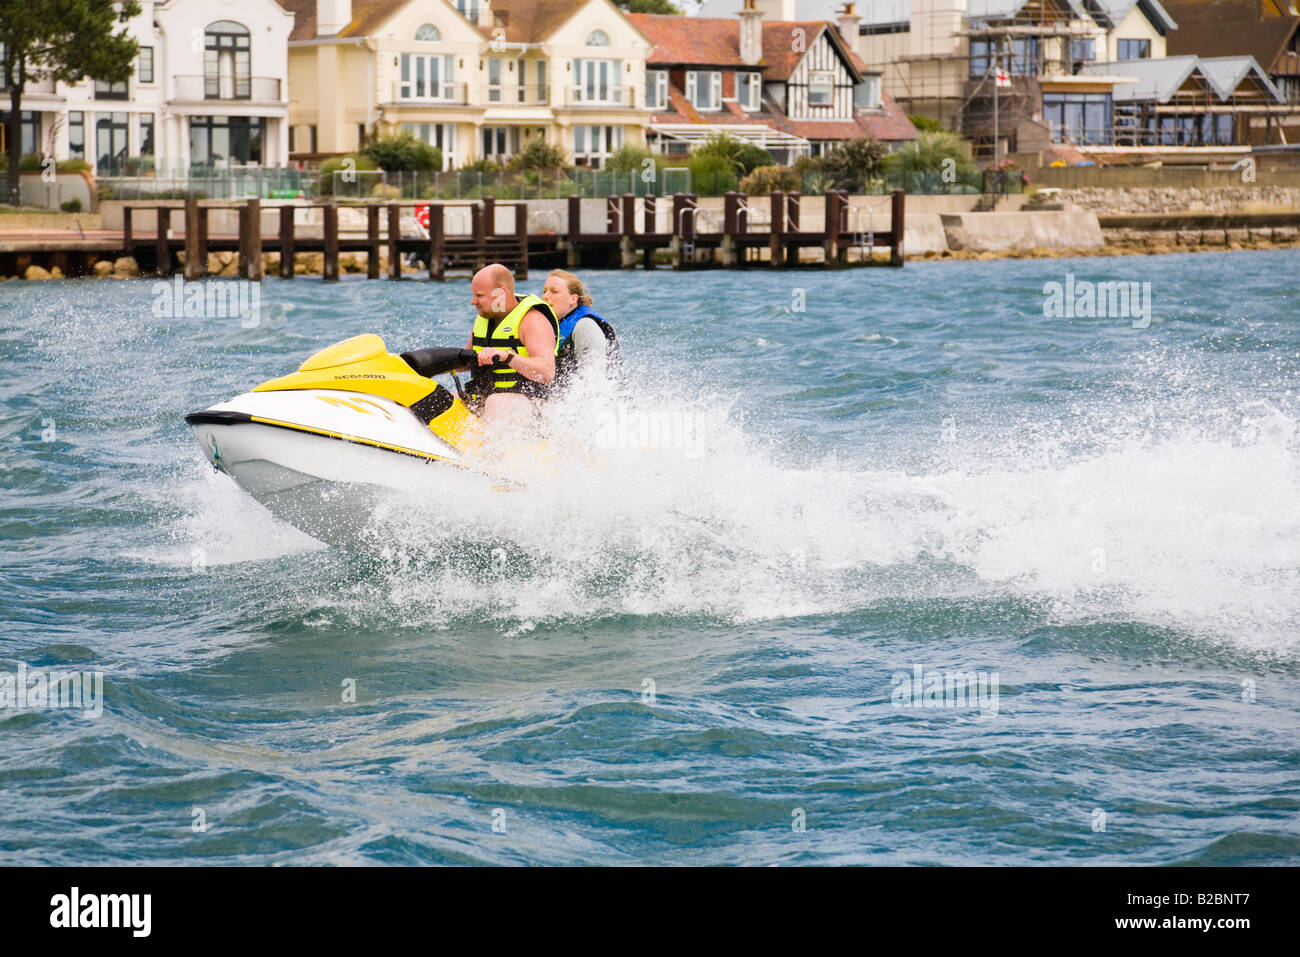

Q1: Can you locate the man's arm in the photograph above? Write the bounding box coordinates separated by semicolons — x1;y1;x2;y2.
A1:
501;309;557;384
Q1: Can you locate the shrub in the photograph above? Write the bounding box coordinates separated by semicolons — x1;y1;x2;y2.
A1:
60;198;83;213
606;144;655;173
370;183;401;200
507;138;568;171
692;132;773;176
883;130;980;191
687;151;738;196
459;157;500;174
738;164;800;195
318;153;379;196
361;130;442;172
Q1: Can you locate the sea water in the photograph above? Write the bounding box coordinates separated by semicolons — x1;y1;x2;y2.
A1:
1;252;1298;865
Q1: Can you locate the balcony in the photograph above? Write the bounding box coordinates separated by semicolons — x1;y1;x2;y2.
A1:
173;75;283;102
565;85;638;109
390;81;468;105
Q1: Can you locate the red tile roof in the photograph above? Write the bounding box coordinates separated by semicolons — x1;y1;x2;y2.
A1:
281;0;593;44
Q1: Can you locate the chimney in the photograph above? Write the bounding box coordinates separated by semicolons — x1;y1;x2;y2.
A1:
315;0;352;36
740;0;763;67
837;3;862;48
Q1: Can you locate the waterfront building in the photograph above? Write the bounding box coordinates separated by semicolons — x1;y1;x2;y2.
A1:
1;0;294;175
280;0;654;169
633;1;916;164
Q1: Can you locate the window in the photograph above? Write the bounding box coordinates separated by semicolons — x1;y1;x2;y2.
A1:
205;21;251;99
645;69;667;109
482;126;519;158
854;75;880;109
1069;38;1094;72
190;115;264;167
573;124;623;166
488;57;502;102
68;112;85;159
807;72;833;107
1010;38;1038;75
400;53;455;99
517;58;526;101
95;78;128;100
1118;39;1150;60
138;46;154;83
357;123;366;147
686;70;721;110
20;111;40;156
574;59;622;103
309;125;317;152
139;113;154;156
415;24;440;42
1043;92;1112;145
970;39;991;78
96;112;128;174
586;30;610;47
457;0;480;20
738;72;761;110
538;60;547;103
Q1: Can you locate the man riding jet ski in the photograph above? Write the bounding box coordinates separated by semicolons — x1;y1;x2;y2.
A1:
184;331;537;547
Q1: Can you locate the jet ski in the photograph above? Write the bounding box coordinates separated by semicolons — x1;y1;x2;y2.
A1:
185;333;512;546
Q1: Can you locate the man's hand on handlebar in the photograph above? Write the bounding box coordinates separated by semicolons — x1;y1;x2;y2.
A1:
477;348;513;366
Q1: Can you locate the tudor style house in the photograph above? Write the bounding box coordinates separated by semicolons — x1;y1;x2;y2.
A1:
628;1;916;165
1;0;294;175
281;0;654;168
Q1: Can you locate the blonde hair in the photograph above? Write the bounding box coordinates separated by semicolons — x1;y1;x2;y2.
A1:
547;269;593;307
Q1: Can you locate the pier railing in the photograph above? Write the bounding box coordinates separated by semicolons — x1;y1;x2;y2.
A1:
112;188;905;280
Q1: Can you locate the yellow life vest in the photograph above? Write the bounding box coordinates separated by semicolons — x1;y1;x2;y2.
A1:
470;294;560;394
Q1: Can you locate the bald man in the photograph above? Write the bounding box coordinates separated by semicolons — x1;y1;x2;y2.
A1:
466;263;561;426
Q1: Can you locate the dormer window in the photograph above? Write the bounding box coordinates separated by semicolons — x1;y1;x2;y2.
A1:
854;76;880;109
808;72;833;107
586;30;610;47
738;72;761;111
415;24;440;42
686;70;721;110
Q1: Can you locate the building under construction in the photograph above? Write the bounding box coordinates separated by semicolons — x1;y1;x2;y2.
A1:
857;0;1298;164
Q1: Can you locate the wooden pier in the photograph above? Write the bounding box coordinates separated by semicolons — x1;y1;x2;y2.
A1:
0;189;905;279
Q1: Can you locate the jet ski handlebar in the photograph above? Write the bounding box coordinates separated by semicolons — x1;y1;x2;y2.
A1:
399;347;498;378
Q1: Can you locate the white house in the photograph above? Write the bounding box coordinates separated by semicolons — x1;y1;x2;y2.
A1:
5;0;293;175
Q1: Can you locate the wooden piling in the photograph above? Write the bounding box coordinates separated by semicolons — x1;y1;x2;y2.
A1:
156;205;171;277
123;207;133;250
471;203;486;270
184;198;201;280
482;196;495;238
197;207;209;276
367;204;381;280
387;204;401;279
323;203;339;281
279;205;295;278
246;198;263;281
890;188;906;267
643;195;657;269
769;190;784;267
430;204;445;281
824;191;843;265
565;194;581;268
785;191;801;266
514;204;528;280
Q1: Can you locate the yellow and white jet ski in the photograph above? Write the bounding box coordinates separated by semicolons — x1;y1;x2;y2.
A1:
185;333;509;545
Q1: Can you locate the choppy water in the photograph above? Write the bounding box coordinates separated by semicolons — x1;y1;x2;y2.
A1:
2;252;1299;865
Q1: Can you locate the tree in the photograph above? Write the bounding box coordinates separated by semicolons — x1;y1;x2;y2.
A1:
361;129;442;172
883;129;980;191
1;0;140;206
614;0;683;13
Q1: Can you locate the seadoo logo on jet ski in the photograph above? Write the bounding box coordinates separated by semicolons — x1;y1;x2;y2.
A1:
334;373;385;379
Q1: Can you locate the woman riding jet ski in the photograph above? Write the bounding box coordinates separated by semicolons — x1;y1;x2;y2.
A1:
185;333;522;547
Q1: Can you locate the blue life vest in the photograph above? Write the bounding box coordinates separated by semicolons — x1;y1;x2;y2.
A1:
558;304;607;347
